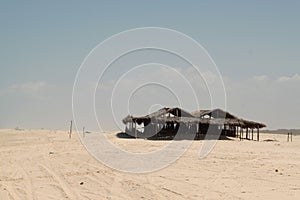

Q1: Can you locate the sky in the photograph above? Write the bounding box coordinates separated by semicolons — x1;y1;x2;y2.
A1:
0;0;299;130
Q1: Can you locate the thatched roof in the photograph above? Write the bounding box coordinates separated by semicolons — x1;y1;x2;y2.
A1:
191;108;238;119
123;107;266;129
146;107;195;118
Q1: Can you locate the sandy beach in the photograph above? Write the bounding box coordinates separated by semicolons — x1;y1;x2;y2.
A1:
0;129;299;200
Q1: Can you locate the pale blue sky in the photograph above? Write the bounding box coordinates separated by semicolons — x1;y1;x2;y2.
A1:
0;1;299;130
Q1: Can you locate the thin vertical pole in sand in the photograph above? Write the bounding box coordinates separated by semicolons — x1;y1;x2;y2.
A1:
291;132;293;142
251;129;254;140
69;120;73;139
287;132;289;142
83;126;85;138
257;127;260;141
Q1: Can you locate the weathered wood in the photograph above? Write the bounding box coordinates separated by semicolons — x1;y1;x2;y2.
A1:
241;127;244;140
235;126;237;137
239;127;242;140
69;120;72;139
123;108;266;139
134;122;137;139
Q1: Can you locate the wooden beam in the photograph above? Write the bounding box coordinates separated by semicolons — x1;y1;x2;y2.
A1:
134;122;137;139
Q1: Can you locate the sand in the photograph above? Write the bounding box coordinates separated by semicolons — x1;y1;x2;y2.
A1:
0;129;300;200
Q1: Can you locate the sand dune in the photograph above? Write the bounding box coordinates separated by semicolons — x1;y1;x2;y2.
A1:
0;129;299;199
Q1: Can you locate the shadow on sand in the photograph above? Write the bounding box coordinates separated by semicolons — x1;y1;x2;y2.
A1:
115;132;233;141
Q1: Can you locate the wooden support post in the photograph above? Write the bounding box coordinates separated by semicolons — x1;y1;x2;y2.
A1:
83;126;85;138
257;127;260;141
235;126;237;137
287;132;289;142
246;128;248;139
242;128;244;140
233;126;236;137
69;120;72;139
291;132;293;142
134;122;137;139
247;128;249;140
239;127;242;140
251;129;254;140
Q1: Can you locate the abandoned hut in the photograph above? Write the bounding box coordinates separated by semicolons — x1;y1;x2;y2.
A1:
122;107;266;140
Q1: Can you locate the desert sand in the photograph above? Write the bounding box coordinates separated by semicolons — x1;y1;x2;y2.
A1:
0;129;299;200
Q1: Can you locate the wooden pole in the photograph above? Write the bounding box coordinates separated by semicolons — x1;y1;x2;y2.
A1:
69;120;72;139
234;126;236;137
251;129;254;140
257;127;260;141
83;126;85;138
287;132;289;142
291;132;293;142
134;122;137;139
239;127;242;140
242;128;244;140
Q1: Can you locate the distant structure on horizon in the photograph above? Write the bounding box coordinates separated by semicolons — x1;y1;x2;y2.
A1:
122;107;266;141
